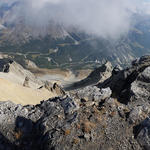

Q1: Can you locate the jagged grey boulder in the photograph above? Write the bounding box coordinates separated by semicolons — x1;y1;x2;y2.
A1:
130;67;150;103
129;105;150;124
76;86;112;103
136;117;150;150
0;96;141;150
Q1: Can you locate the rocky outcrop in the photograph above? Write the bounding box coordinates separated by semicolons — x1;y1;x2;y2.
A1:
52;83;66;96
0;83;146;150
23;76;30;87
24;59;38;69
65;61;113;91
136;117;150;150
0;95;141;150
1;56;150;150
73;86;112;106
130;66;150;103
98;55;150;104
40;82;66;97
0;58;13;73
0;59;43;89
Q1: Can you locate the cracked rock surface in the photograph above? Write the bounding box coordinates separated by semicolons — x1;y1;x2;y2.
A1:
1;56;150;149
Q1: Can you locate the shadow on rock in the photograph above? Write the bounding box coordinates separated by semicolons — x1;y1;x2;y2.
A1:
133;117;150;150
0;116;49;150
0;132;16;150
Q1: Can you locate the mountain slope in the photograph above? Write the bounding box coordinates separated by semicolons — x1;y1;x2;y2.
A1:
0;58;58;105
0;4;150;69
0;78;56;105
1;56;150;149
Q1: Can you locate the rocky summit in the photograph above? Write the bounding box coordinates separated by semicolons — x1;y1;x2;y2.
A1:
1;56;150;150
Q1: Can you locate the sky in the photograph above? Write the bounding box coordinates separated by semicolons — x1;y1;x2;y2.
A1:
0;0;149;39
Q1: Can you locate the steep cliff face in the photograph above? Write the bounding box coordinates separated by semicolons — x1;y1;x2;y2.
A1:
0;56;150;150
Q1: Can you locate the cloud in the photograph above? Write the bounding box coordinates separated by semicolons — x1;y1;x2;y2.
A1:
142;1;150;14
0;0;148;39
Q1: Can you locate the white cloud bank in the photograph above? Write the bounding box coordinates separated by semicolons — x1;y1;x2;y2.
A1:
0;0;148;39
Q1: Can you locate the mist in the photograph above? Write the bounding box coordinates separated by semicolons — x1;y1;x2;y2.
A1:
0;0;148;39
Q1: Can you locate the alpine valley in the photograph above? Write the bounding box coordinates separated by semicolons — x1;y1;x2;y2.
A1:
0;2;150;70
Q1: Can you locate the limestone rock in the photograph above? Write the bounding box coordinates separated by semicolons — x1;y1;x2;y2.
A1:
43;81;53;91
1;56;150;150
76;86;112;103
112;65;122;75
130;67;150;103
52;83;66;96
129;105;150;124
136;117;150;150
0;96;140;150
0;59;43;89
24;59;38;69
0;58;13;73
98;55;150;104
23;76;30;87
65;61;113;90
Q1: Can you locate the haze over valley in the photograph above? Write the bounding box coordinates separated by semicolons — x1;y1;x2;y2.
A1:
0;1;150;150
0;0;150;70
